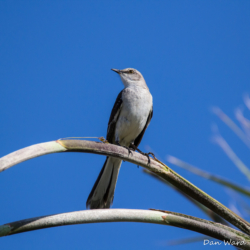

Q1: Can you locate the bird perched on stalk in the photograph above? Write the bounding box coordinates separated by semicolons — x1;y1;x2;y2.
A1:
86;68;153;209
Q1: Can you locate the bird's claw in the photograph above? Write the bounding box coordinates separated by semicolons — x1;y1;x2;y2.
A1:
130;143;154;164
147;152;156;159
116;141;133;156
125;146;133;156
141;152;151;164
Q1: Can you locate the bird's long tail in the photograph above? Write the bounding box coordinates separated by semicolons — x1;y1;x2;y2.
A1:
86;157;122;209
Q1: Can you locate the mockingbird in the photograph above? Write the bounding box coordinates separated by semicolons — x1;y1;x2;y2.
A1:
86;68;153;209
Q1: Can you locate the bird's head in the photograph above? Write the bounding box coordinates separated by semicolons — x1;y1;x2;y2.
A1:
111;68;147;88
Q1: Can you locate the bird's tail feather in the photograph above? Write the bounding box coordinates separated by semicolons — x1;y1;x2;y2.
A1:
86;157;122;209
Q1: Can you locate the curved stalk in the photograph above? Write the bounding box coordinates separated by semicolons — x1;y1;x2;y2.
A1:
0;209;250;249
0;139;250;235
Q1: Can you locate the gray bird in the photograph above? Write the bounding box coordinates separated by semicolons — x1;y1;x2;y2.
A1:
86;68;153;209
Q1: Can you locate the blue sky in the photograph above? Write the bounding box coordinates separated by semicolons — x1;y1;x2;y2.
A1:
1;1;250;249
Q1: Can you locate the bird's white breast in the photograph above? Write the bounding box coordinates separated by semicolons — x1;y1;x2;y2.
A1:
115;86;153;146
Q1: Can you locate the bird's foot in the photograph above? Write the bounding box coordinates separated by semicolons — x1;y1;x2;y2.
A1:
116;141;133;156
140;152;151;164
130;143;155;164
143;152;156;164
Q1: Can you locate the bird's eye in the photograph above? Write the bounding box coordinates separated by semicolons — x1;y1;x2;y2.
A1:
129;70;134;74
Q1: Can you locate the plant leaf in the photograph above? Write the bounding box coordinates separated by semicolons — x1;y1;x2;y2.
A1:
167;155;250;198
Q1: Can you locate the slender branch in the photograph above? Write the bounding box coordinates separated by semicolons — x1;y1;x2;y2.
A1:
0;209;250;249
213;135;250;181
1;139;250;235
144;169;230;226
0;141;66;172
212;107;250;149
167;155;250;198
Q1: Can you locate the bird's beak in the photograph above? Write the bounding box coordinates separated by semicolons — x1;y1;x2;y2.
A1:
111;68;121;74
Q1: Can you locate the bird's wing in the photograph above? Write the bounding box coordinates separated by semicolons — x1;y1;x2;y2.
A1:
106;90;123;143
134;108;153;148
